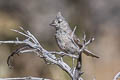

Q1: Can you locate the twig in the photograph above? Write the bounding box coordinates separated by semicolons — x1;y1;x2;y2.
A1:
0;28;74;78
72;30;94;80
0;27;94;80
113;72;120;80
0;77;50;80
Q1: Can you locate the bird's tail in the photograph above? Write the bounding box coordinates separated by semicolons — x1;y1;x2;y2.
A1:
83;49;99;58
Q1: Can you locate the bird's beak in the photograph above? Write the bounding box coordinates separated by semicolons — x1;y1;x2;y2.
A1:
49;23;54;26
49;20;56;26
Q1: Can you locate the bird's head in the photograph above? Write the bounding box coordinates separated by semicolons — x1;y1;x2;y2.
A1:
50;12;69;30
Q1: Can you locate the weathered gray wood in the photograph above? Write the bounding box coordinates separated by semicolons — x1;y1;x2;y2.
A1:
0;77;50;80
113;72;120;80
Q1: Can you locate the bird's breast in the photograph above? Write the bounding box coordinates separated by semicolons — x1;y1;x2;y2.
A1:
55;31;79;53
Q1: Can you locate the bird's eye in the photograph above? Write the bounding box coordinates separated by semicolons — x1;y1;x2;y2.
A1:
58;18;62;23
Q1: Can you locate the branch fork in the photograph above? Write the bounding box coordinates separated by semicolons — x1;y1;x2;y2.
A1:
0;27;94;80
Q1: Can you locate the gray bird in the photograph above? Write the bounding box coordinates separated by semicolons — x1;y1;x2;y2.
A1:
50;12;99;59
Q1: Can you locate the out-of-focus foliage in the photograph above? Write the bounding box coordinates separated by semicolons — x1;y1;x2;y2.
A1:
0;0;120;80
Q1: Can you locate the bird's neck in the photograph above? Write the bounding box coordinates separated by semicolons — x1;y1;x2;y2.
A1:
56;26;72;34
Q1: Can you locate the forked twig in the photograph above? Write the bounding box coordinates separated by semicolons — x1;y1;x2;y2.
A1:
0;27;95;80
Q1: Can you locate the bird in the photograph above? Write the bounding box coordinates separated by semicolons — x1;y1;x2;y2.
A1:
50;12;99;59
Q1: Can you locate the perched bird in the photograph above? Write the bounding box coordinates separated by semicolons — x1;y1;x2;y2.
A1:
50;12;99;59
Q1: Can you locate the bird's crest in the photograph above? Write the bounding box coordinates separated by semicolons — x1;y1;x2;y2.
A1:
56;12;64;20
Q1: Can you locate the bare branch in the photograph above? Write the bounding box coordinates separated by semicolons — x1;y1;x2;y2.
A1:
0;29;74;78
0;77;50;80
71;26;77;38
72;32;96;80
0;28;95;80
83;32;86;44
19;26;28;34
50;51;78;58
11;29;30;38
113;72;120;80
7;45;32;68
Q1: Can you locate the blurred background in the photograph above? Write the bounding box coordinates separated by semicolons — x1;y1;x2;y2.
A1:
0;0;120;80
